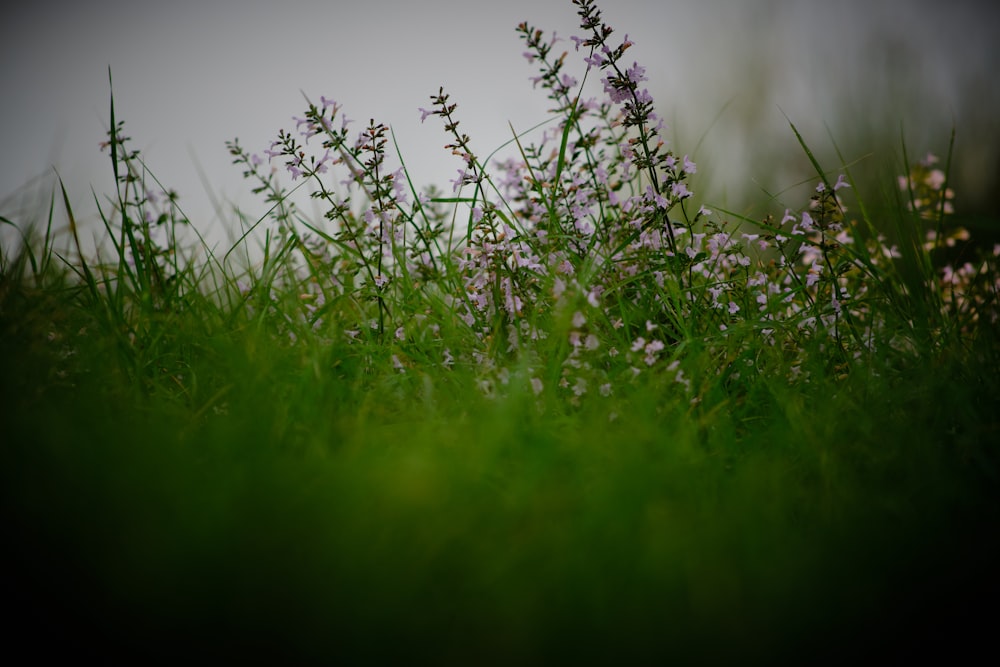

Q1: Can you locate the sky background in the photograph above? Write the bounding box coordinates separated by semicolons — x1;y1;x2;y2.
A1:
2;0;998;252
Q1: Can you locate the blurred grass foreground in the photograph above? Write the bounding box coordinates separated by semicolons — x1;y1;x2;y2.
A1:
2;0;999;663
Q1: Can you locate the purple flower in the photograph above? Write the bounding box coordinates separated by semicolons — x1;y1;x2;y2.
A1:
800;212;815;232
603;76;630;103
645;185;669;209
671;182;691;199
625;62;647;84
560;73;578;89
633;88;654;105
450;169;468;192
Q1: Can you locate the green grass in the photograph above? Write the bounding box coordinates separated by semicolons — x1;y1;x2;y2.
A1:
3;283;997;663
3;1;999;663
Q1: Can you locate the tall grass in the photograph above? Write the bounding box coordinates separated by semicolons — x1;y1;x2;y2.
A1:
2;0;998;662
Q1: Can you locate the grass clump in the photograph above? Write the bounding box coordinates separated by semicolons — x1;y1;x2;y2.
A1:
2;0;998;663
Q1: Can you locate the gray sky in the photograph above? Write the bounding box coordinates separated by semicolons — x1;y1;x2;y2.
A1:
3;0;998;251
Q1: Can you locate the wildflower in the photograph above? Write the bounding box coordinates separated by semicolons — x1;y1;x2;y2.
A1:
926;169;946;191
707;287;725;307
675;368;690;391
450;169;469;192
671;182;691;199
799;212;815;232
643;339;663;366
805;261;822;288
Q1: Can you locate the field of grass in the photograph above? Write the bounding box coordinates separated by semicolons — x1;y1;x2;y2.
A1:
3;1;998;663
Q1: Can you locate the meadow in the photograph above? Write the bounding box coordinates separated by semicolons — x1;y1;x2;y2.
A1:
2;0;998;662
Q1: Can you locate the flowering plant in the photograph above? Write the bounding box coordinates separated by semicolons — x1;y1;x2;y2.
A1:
219;0;997;401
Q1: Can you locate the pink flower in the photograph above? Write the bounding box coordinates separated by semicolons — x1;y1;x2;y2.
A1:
926;169;946;191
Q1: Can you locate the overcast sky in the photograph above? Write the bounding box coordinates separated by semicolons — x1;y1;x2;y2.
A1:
3;0;998;250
